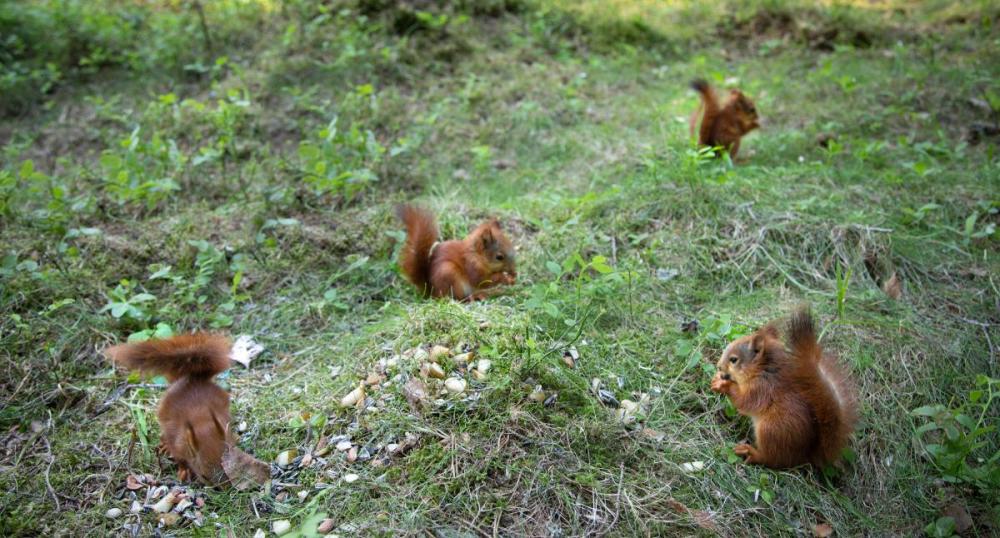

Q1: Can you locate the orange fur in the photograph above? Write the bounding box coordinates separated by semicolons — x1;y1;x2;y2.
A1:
396;204;517;301
710;308;857;468
690;78;760;159
105;333;233;484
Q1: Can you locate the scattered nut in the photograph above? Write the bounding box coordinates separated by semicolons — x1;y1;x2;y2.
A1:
272;519;292;536
429;345;450;362
445;378;467;394
340;382;366;408
152;493;177;513
427;363;446;379
275;449;298;467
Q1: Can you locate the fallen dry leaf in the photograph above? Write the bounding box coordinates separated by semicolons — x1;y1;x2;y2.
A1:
666;499;719;533
221;445;270;491
942;503;972;535
125;474;144;490
812;523;833;537
402;377;429;412
640;428;666;442
883;272;901;299
230;335;264;368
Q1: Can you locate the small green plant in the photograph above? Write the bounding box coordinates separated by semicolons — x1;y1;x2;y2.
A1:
834;262;851;321
678;313;752;418
101;280;157;322
2;160;85;233
900;203;942;226
677;313;752;373
528;252;624;326
911;375;1000;492
127;322;175;343
100;128;183;211
960;209;997;248
297;115;384;199
747;472;775;504
924;516;957;538
125;402;154;459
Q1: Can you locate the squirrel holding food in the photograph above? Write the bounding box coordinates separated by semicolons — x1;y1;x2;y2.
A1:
710;308;857;468
396;204;517;301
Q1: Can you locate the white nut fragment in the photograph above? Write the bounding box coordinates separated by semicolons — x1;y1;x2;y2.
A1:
411;347;429;362
444;378;467;394
620;399;639;414
275;449;298;467
680;461;706;473
427;363;446;379
272;519;292;535
174;498;193;512
152;493;177;513
340;383;366;408
429;345;450;362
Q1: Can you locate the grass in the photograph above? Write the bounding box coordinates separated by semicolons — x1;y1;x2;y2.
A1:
1;0;998;535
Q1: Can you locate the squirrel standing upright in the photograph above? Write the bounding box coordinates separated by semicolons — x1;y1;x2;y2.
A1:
396;204;517;301
105;333;234;484
690;78;760;159
710;308;857;468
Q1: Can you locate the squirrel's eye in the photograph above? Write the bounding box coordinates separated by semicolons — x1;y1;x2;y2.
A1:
729;356;738;363
496;254;504;261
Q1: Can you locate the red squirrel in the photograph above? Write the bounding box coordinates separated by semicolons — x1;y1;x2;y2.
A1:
690;78;760;159
396;204;516;301
710;308;857;468
105;333;234;484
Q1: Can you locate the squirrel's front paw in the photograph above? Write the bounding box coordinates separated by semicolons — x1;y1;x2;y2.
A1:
177;465;192;482
733;443;757;463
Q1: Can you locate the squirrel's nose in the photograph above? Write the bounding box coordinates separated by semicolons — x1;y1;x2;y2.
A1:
721;373;731;381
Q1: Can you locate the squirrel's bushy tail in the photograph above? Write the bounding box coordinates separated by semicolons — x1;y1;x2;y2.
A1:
788;307;858;465
690;78;719;143
105;333;231;382
396;204;438;295
787;307;821;366
690;78;713;99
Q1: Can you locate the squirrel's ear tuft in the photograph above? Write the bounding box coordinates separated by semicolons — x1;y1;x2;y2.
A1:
750;333;765;358
480;227;495;249
750;324;778;358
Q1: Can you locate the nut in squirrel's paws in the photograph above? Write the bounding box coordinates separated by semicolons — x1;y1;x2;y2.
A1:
493;272;516;285
710;375;731;394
